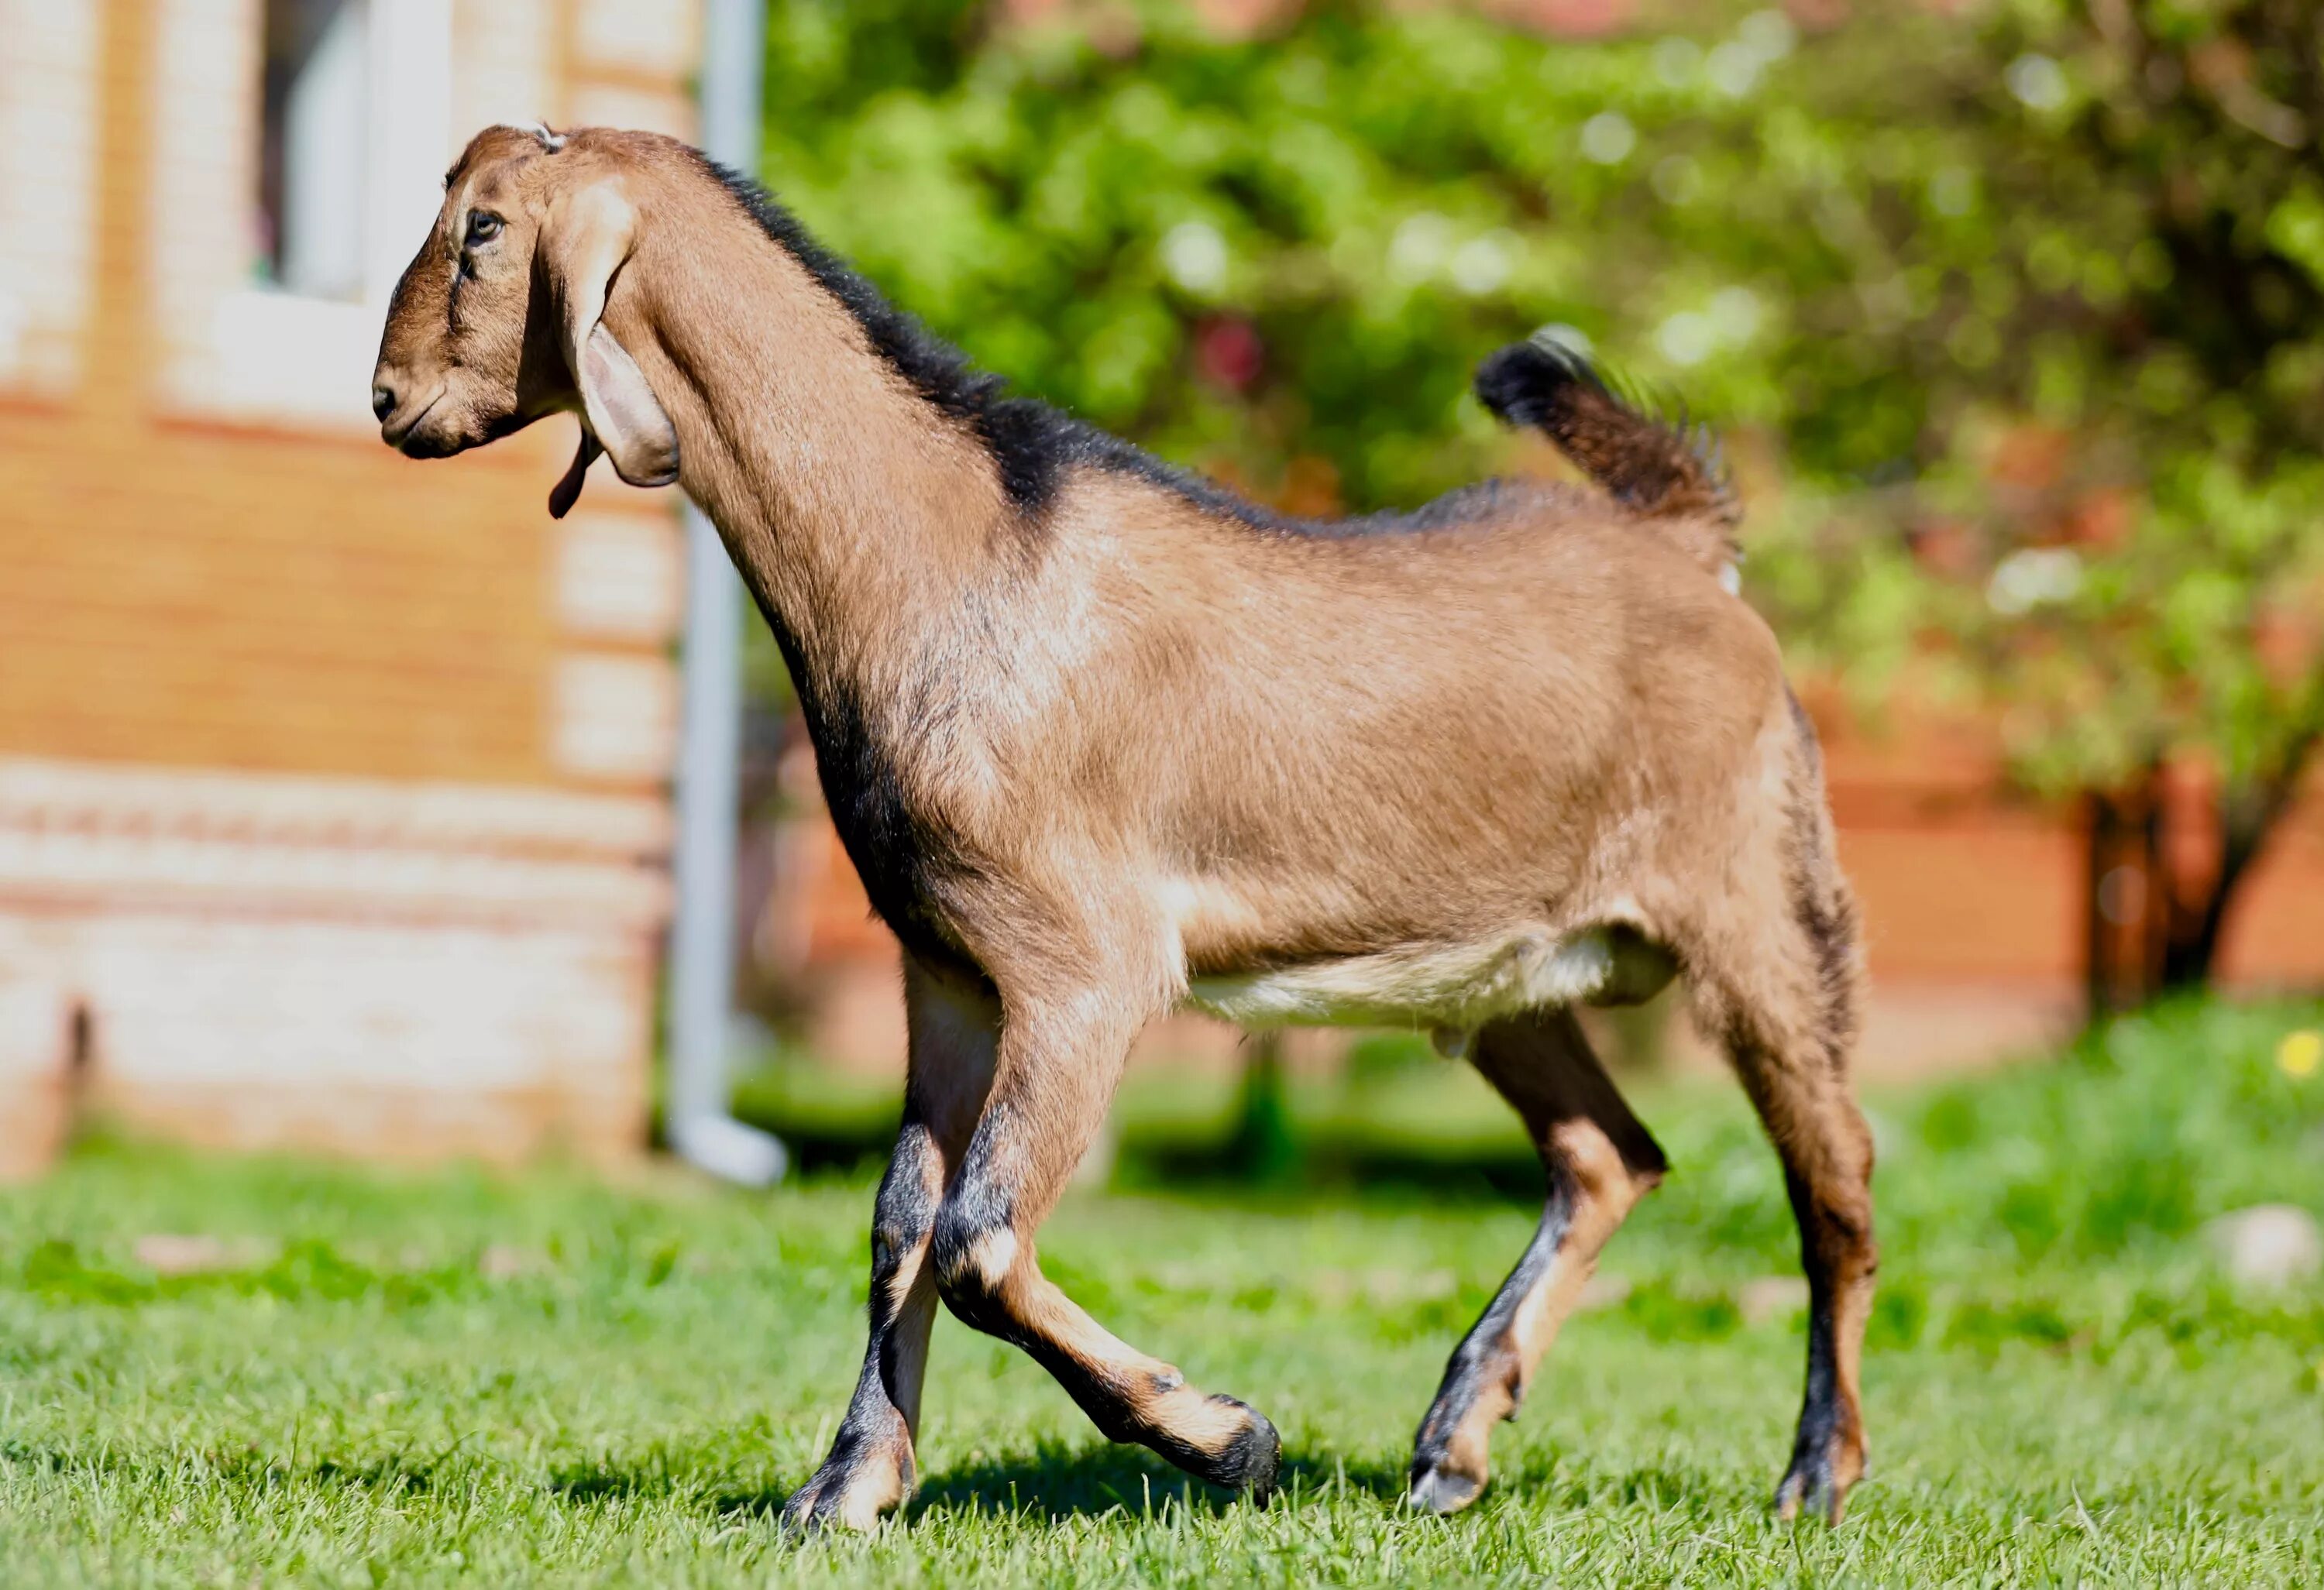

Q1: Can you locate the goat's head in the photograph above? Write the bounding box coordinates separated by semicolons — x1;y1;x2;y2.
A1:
371;123;678;517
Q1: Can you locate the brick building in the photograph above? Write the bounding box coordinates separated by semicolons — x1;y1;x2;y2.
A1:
0;0;703;1175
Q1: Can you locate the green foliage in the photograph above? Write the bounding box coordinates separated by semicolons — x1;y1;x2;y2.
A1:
1642;996;2324;1269
750;0;2324;805
760;0;1848;504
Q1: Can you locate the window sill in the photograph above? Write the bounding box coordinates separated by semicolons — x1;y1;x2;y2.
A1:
161;287;384;433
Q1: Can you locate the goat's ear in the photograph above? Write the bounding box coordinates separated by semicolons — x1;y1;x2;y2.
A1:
540;180;678;507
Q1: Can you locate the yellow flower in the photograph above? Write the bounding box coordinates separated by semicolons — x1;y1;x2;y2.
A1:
2278;1029;2322;1080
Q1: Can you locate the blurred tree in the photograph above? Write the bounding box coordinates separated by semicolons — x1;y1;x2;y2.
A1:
1226;1030;1302;1183
1744;0;2324;1004
751;0;2324;1003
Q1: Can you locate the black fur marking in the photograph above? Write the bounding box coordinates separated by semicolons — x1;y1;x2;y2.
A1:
742;584;966;970
868;1119;940;1324
695;152;1542;542
697;153;1080;517
927;1108;1277;1497
777;1115;961;1533
927;1115;1019;1333
1782;689;1861;1073
1473;333;1736;524
1059;428;1549;541
1775;1167;1851;1519
930;1197;1270;1485
1474;335;1698;458
1472;335;1609;432
781;1417;912;1537
787;1115;944;1534
1186;1399;1281;1498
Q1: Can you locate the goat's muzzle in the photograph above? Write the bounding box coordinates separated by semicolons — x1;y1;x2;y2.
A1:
376;386;455;455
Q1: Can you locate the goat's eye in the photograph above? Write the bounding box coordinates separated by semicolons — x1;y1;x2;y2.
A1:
465;211;504;248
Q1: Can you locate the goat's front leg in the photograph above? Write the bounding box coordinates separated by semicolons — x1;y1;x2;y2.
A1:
781;963;998;1533
930;992;1281;1498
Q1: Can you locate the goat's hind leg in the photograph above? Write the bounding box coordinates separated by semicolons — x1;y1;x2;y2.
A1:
1693;795;1877;1524
1408;1008;1666;1515
1711;971;1875;1524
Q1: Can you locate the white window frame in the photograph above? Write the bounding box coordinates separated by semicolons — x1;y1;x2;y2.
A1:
153;0;456;430
0;0;102;394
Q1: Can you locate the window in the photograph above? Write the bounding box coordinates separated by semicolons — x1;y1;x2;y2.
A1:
150;0;459;427
258;0;370;300
0;0;101;393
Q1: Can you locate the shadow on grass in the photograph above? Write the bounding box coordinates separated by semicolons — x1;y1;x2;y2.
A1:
538;1426;1757;1530
307;1452;441;1497
603;1441;1415;1530
739;1108;1549;1209
1123;1142;1545;1206
851;1445;1745;1527
9;1433;1748;1534
901;1441;1408;1524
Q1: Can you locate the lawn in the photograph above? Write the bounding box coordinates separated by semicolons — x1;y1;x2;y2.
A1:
3;1001;2320;1586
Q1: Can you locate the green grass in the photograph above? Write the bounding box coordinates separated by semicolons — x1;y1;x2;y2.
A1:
5;1001;2322;1585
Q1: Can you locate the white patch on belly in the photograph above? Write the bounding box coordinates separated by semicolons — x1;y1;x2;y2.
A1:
1184;926;1676;1031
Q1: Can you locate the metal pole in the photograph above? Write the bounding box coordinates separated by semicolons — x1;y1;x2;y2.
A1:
667;0;784;1185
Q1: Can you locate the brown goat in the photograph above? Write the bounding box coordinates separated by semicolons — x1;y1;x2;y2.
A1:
373;125;1876;1532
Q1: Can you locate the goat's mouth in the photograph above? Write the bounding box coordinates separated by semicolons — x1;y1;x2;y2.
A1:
380;388;451;454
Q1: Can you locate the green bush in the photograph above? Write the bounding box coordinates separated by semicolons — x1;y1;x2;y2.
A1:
751;2;2324;987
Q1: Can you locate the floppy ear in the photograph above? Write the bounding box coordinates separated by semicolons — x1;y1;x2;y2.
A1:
538;180;678;516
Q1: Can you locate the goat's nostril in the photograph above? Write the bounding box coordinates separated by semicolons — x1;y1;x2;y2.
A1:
371;384;398;422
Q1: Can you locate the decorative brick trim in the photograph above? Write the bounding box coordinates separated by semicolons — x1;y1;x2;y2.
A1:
0;757;668;856
0;757;669;927
0;761;668;1173
0;911;652;1168
0;829;667;927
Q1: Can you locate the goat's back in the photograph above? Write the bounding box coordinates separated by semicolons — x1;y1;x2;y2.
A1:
961;472;1789;964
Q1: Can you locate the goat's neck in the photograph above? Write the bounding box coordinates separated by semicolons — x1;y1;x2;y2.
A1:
621;223;1013;713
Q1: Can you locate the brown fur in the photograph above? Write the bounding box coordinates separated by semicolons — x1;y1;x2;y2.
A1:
372;125;1877;1530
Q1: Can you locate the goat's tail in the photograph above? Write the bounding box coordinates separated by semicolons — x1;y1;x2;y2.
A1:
1474;332;1739;572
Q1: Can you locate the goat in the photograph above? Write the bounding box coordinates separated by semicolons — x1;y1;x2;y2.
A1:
373;125;1877;1533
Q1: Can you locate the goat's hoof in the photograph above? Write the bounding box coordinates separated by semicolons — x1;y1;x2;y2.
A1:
776;1480;836;1537
778;1474;889;1537
1198;1397;1281;1503
1772;1444;1862;1526
1405;1461;1486;1516
779;1432;912;1537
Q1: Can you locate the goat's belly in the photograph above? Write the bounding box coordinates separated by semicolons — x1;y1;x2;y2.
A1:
1182;925;1676;1031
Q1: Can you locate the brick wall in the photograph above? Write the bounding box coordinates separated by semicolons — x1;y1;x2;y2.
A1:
0;760;671;1175
0;0;704;1176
